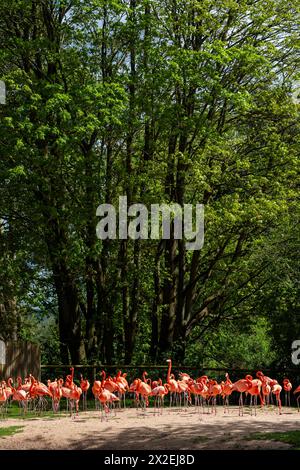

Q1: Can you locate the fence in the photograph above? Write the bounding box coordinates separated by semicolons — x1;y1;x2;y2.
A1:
0;341;40;380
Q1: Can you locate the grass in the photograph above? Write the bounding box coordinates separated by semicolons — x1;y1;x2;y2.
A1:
192;436;209;444
248;431;300;450
0;426;24;438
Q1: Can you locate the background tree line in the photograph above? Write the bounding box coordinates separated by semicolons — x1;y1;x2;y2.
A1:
0;0;299;367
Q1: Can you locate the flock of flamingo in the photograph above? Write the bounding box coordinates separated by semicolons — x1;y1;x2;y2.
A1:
1;359;300;419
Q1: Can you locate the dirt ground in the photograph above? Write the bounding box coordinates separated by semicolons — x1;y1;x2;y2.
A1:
0;406;299;450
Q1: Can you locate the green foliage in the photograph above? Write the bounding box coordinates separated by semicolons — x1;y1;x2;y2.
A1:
248;431;300;449
0;426;24;438
185;317;276;369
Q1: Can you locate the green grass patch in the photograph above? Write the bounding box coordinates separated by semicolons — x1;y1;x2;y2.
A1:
0;426;24;438
248;431;300;449
192;436;209;444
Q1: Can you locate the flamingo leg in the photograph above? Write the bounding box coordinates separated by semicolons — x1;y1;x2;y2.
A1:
250;395;253;416
239;393;244;416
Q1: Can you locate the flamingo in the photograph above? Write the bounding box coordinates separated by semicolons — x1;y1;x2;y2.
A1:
293;385;300;411
9;378;29;414
272;383;282;414
178;372;191;383
261;377;271;406
188;379;205;412
97;375;119;420
0;382;8;417
245;375;263;416
70;385;82;416
221;373;233;413
166;359;179;407
196;376;209;412
4;380;13;400
116;371;129;407
28;375;51;412
61;382;82;417
101;371;123;410
80;374;90;411
65;368;75;389
232;377;251;416
208;379;222;415
102;372;121;394
129;378;151;411
176;371;191;408
17;377;31;393
92;379;102;410
150;379;169;414
283;378;292;407
51;379;63;412
256;371;277;405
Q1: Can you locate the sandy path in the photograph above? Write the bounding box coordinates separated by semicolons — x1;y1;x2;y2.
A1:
0;407;299;450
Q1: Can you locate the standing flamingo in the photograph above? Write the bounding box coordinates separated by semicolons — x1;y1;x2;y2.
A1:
150;380;169;414
80;374;90;411
222;373;233;413
232;377;251;416
116;371;129;408
9;378;28;414
283;378;292;407
245;375;263;416
261;377;271;406
208;379;222;415
52;379;63;412
129;378;151;412
272;383;282;414
92;378;102;410
97;374;119;420
294;385;300;411
188;379;205;412
0;382;8;417
28;375;51;412
166;359;179;407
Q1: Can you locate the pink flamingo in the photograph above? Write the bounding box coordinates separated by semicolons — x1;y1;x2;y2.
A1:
150;379;169;414
188;379;205;412
261;377;271;406
166;359;179;407
80;374;90;411
0;382;8;416
9;378;28;414
294;385;300;411
208;379;222;415
256;371;277;405
116;371;129;408
221;373;233;413
129;377;151;411
92;379;102;410
245;375;263;416
232;377;251;416
97;374;119;420
272;383;282;414
283;378;292;407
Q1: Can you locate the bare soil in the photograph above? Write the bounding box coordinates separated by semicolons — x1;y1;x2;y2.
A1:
0;406;299;450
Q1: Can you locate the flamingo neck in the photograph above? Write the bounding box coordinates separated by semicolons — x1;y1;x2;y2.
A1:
167;360;172;383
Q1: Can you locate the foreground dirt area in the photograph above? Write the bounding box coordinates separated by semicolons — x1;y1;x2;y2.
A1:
0;406;299;450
